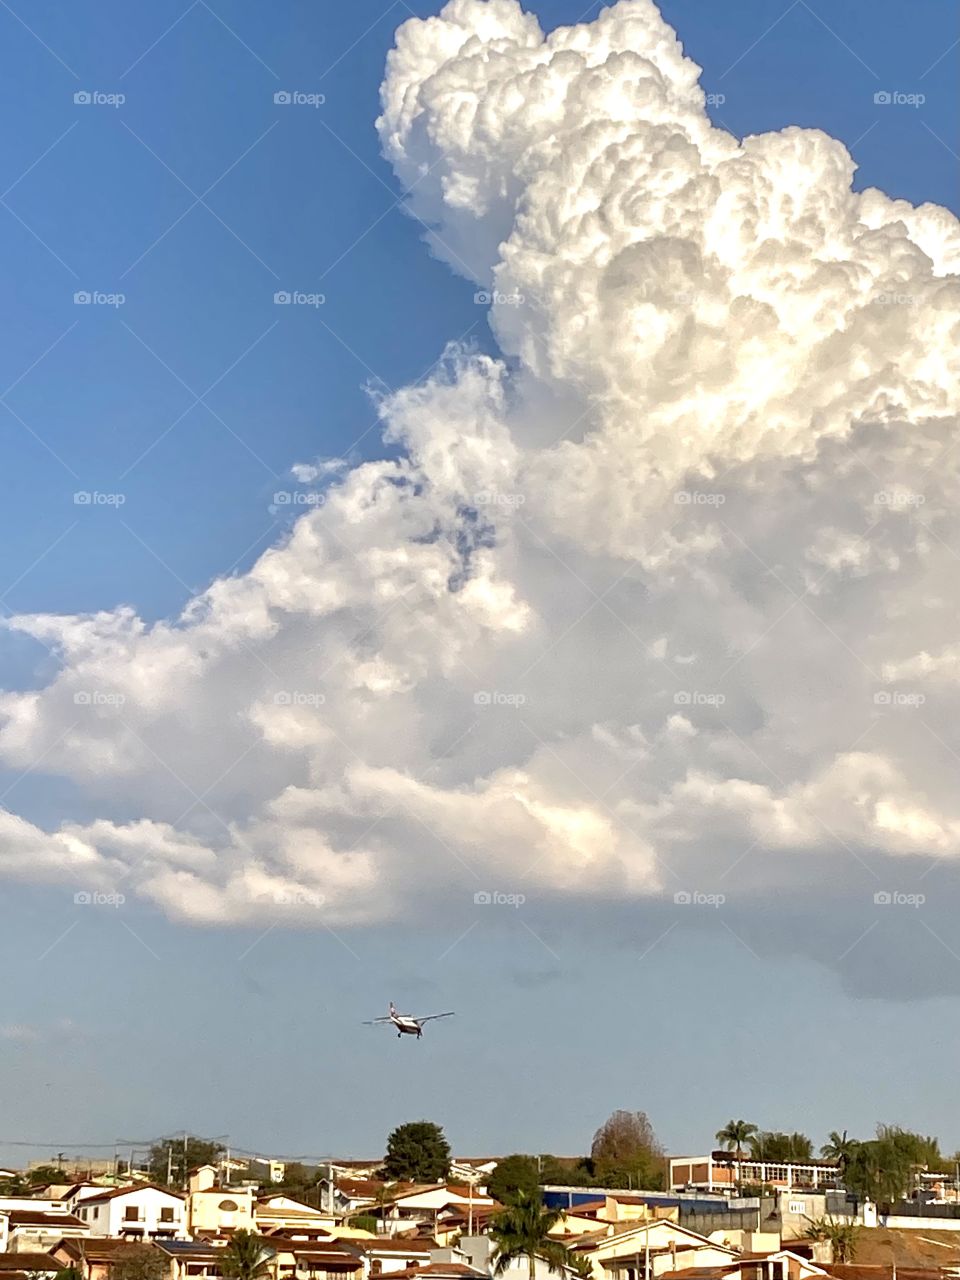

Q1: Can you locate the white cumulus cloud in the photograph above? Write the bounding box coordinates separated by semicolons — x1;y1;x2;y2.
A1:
0;0;958;967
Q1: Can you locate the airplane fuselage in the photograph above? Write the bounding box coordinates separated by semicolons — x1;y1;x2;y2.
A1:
392;1014;422;1037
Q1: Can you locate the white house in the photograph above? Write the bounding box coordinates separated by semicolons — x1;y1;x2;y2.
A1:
0;1208;89;1251
74;1185;188;1240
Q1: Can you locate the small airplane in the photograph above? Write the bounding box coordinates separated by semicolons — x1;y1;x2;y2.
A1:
364;1001;455;1039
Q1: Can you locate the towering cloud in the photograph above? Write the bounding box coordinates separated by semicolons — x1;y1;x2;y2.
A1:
2;0;959;971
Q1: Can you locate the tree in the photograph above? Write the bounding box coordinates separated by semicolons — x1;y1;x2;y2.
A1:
568;1256;594;1280
348;1214;378;1233
54;1269;82;1280
805;1217;860;1263
28;1164;63;1185
748;1132;813;1162
220;1231;274;1280
488;1156;543;1206
821;1132;857;1173
490;1192;571;1280
382;1121;451;1182
715;1120;759;1190
147;1135;226;1189
591;1111;665;1190
111;1246;167;1280
0;1173;27;1195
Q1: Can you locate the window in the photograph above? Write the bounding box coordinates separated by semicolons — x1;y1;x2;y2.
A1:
124;1206;140;1221
160;1208;175;1222
218;1200;239;1212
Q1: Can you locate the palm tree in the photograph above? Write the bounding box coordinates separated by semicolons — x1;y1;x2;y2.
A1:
715;1120;758;1191
805;1216;860;1263
821;1131;857;1175
490;1193;571;1280
567;1256;594;1280
220;1230;275;1280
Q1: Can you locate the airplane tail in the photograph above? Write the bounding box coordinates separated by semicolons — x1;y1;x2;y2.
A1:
389;1001;397;1015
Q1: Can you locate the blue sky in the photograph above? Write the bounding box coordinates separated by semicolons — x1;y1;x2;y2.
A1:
0;0;958;1168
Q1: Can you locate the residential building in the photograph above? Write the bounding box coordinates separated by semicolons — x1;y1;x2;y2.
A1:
52;1238;158;1280
567;1219;741;1280
0;1253;60;1280
256;1197;341;1236
185;1169;256;1239
73;1185;188;1240
669;1158;838;1195
336;1236;437;1275
154;1239;226;1280
0;1208;89;1251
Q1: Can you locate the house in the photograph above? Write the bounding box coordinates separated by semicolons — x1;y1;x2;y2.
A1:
153;1239;227;1280
72;1186;188;1240
0;1209;89;1251
669;1158;838;1195
336;1236;437;1275
455;1236;578;1280
256;1197;341;1236
567;1219;741;1280
186;1169;256;1239
319;1183;391;1217
271;1242;364;1280
52;1238;162;1280
0;1253;60;1280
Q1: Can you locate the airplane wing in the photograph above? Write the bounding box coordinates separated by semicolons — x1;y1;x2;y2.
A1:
363;1017;394;1025
416;1011;455;1023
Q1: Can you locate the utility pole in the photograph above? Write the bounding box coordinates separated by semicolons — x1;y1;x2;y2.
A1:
167;1146;174;1188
